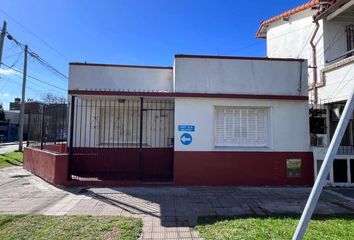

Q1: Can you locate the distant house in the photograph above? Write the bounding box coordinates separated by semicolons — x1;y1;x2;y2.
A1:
257;0;354;186
65;55;312;186
9;98;43;114
1;100;44;142
0;110;20;142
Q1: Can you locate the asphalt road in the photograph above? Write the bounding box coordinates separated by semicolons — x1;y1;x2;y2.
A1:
0;143;19;154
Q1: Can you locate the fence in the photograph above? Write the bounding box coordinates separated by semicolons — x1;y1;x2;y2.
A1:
27;103;68;149
68;96;175;181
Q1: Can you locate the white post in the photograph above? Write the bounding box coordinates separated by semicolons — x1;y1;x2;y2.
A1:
292;89;354;240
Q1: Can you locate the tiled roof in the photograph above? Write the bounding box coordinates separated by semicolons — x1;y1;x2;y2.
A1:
313;0;346;20
256;0;320;38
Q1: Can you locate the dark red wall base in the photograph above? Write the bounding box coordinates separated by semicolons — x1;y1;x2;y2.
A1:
174;151;314;186
24;146;314;187
23;147;68;185
71;147;173;181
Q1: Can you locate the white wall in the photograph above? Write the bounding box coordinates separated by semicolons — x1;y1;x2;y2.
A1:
266;9;325;93
265;8;354;103
174;98;310;152
69;64;173;92
323;20;353;65
318;61;354;102
174;57;308;96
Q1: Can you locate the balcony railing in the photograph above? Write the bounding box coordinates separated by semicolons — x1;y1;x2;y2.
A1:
326;24;354;64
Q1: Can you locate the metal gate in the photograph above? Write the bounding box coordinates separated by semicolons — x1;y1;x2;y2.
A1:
68;96;174;181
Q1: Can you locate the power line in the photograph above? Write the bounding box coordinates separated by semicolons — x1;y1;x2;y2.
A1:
229;23;313;54
10;50;22;68
316;30;346;62
0;8;69;61
329;64;354;100
0;75;44;94
3;50;22;60
5;32;68;80
0;79;7;92
28;48;68;80
1;73;64;97
1;62;67;91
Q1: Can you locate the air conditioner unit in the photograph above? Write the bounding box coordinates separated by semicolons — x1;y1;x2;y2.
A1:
311;134;327;147
318;134;328;147
317;135;325;147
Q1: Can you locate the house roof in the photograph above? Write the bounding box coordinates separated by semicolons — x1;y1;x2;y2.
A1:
256;0;320;38
175;54;305;62
313;0;351;21
69;62;173;70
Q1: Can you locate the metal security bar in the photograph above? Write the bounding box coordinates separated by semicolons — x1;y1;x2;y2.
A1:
346;24;354;57
71;97;174;149
69;96;175;180
27;104;68;149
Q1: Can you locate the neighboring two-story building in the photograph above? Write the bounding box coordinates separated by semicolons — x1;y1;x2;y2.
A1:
257;0;354;186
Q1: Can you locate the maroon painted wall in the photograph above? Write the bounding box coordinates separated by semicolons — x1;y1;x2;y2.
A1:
174;151;314;186
43;143;67;153
71;147;173;180
23;147;68;185
71;148;140;179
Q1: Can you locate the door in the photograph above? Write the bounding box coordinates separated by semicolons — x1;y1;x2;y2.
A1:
333;159;348;183
140;99;174;181
69;97;174;181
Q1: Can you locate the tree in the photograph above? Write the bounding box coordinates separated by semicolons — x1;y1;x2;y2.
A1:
41;93;67;104
0;103;5;122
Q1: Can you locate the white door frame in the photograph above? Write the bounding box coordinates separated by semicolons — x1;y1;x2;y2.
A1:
330;155;354;187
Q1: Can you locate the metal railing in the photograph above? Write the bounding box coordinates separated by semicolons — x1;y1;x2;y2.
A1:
70;97;174;149
27;103;67;149
68;96;175;180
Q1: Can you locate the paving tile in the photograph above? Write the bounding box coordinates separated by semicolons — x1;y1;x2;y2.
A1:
3;167;354;240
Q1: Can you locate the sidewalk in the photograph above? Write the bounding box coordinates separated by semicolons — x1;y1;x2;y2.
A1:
1;166;354;240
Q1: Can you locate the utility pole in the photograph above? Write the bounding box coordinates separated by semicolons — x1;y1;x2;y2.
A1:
292;87;354;240
0;21;7;68
18;45;28;151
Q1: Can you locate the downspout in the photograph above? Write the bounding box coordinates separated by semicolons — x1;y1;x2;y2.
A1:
310;21;320;104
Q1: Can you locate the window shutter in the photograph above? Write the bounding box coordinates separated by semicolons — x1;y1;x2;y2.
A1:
215;106;268;147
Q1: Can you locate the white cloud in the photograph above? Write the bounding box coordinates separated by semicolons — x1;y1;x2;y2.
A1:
0;68;19;76
2;93;10;97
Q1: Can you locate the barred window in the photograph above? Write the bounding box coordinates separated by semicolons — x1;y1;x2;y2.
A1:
215;107;269;147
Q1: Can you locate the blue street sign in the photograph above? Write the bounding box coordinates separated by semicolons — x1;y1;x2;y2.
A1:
178;125;195;132
180;133;192;145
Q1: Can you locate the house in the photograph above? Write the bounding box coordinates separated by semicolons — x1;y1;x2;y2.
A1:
66;55;313;186
257;0;354;186
0;99;43;142
0;110;19;142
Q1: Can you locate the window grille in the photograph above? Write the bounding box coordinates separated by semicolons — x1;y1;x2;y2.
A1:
346;24;354;57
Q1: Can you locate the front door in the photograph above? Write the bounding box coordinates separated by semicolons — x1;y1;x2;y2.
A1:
140;99;174;181
69;97;174;181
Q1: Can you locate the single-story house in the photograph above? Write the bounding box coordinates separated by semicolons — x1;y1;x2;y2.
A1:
58;54;313;186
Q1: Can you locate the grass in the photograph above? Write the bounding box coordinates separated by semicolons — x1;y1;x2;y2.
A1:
0;215;142;240
0;151;23;168
195;215;354;240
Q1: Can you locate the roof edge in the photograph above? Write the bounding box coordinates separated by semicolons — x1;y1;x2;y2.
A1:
175;54;305;62
256;0;321;38
69;62;173;70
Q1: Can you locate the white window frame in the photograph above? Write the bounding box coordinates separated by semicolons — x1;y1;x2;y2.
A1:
214;106;270;148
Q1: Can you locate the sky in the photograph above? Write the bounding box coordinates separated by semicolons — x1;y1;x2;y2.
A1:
0;0;309;110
